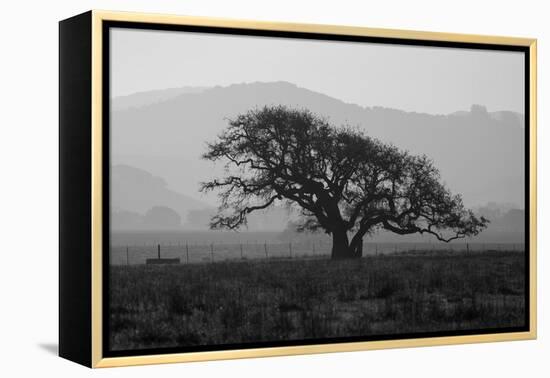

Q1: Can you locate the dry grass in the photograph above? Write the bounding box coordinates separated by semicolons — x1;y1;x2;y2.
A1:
109;250;525;351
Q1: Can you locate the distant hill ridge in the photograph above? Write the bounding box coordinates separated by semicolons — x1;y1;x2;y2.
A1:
112;86;208;111
114;81;524;119
111;164;211;227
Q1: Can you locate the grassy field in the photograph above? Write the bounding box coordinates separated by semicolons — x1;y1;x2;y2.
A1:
109;250;526;351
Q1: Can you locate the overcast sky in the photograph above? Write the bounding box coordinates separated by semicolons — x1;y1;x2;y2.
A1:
110;27;524;115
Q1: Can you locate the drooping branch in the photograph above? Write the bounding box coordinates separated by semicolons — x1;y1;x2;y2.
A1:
208;194;281;230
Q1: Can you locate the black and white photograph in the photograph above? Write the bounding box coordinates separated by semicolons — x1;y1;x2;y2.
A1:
4;0;548;375
106;25;528;354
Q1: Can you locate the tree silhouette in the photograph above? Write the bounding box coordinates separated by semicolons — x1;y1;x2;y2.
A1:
201;106;488;259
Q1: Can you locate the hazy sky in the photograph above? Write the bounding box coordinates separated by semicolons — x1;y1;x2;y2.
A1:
111;27;524;115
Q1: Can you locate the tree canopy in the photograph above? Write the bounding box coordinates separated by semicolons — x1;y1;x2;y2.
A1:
201;106;488;259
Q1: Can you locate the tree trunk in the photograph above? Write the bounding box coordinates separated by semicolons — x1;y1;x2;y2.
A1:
352;239;363;258
331;230;362;259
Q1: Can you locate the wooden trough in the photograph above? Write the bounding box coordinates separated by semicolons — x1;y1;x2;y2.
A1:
145;244;180;265
146;258;180;265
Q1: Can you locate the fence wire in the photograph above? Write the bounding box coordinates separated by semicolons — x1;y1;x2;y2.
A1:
109;241;526;266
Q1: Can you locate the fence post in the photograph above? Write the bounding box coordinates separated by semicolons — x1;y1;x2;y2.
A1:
126;245;129;266
264;241;268;259
186;242;189;264
157;244;160;259
240;243;243;259
210;243;214;262
466;243;470;254
289;242;292;258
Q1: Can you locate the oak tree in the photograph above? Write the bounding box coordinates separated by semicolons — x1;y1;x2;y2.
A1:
201;106;488;259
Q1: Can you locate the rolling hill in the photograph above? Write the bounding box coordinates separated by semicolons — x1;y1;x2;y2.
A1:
111;164;211;230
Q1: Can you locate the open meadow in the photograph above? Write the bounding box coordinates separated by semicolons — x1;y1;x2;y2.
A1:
109;250;526;351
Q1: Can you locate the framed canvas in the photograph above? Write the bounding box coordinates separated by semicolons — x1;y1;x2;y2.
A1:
59;10;537;368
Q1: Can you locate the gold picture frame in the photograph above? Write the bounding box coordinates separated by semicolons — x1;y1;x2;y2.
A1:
59;10;537;368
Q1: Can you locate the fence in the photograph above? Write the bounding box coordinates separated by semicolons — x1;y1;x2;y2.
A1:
109;241;526;266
